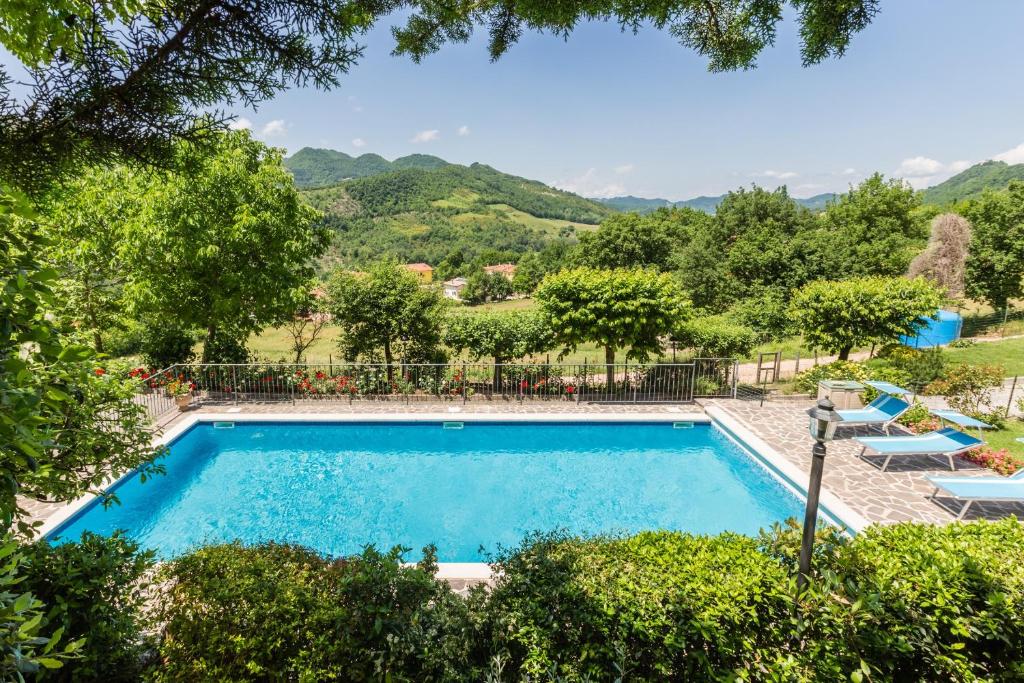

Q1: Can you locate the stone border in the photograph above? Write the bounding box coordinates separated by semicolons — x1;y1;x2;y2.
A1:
40;409;864;579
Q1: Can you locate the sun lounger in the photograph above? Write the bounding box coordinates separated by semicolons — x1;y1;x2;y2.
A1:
927;469;1024;519
864;380;911;396
929;409;994;435
835;395;911;434
855;427;984;471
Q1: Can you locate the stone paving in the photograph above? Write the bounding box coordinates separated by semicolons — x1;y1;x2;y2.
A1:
708;398;1024;524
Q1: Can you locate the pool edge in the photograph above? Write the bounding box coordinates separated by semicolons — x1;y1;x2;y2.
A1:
39;409;867;580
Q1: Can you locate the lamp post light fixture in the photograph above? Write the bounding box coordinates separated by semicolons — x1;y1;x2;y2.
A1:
797;398;842;592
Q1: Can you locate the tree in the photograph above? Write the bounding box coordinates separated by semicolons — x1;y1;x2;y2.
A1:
461;270;513;305
573;213;673;270
444;310;554;386
283;289;331;364
536;268;691;386
1;1;880;194
327;262;448;380
511;252;546;295
42;165;143;353
811;173;925;278
673;186;817;311
907;213;972;299
963;183;1024;311
1;187;163;531
790;276;944;360
123;131;327;362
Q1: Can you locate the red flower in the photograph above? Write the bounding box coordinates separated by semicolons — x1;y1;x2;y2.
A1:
315;371;325;380
94;368;106;376
566;386;575;394
520;380;529;389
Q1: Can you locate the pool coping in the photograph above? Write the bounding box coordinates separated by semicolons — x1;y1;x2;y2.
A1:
39;409;865;581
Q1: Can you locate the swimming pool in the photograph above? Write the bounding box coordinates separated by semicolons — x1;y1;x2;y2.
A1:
49;420;809;562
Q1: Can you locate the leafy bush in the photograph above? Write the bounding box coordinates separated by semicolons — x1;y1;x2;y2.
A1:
897;400;941;433
926;363;1006;420
792;360;870;394
948;337;977;348
672;315;757;358
153;543;471;682
877;344;946;388
962;446;1024;476
479;531;795;680
200;331;251;364
140;325;197;368
22;533;155;681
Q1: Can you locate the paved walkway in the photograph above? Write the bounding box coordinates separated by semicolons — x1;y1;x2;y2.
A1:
709;399;1024;524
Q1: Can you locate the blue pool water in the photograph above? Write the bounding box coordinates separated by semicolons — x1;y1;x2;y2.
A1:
51;421;806;562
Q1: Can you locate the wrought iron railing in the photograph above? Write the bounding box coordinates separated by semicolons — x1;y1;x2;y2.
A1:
131;359;739;420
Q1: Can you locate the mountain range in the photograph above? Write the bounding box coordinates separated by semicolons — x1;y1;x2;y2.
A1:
285;147;452;187
595;193;838;214
919;160;1024;205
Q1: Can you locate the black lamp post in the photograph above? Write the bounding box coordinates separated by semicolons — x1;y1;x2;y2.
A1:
798;398;842;592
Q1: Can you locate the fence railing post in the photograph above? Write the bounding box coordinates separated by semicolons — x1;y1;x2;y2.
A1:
732;360;739;398
232;365;238;405
462;361;467;404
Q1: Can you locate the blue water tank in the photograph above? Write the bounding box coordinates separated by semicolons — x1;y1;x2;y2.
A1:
900;309;963;348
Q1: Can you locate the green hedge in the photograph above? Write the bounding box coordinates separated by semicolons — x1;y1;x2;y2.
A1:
141;521;1024;682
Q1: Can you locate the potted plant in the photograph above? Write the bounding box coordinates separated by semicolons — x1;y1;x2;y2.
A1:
167;378;194;411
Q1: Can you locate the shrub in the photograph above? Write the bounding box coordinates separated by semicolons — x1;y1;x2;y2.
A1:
153;542;471;682
21;533;155;681
926;363;1006;420
140;325;197;368
877;344;946;388
948;337;976;348
792;360;870;394
672;315;757;358
962;446;1024;476
479;531;797;680
897;400;941;433
200;331;251;364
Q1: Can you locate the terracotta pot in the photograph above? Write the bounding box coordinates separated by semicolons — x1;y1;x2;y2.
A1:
174;393;193;411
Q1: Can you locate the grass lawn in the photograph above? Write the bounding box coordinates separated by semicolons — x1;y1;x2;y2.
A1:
246;326;342;363
986;418;1024;460
944;337;1024;376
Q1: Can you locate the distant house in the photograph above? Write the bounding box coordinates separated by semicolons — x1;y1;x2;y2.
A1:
483;263;517;280
443;277;468;301
404;262;434;283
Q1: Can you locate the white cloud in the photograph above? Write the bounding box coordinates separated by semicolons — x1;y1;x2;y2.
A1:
895;155;974;189
228;117;252;131
259;119;288;137
553;168;625;199
793;183;825;195
351;137;367;148
755;169;799;180
457;125;471;137
994;143;1024;164
841;167;857;176
614;163;635;175
411;129;440;143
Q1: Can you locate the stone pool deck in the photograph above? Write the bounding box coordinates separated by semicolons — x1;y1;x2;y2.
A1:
23;397;1023;536
707;399;1024;524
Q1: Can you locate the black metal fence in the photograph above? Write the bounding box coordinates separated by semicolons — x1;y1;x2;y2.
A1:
132;359;739;420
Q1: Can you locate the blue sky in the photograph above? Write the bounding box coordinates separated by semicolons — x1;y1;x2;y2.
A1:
8;1;1024;200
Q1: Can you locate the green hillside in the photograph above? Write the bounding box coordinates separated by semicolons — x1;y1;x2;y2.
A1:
304;162;614;270
921;160;1024;205
284;147;450;188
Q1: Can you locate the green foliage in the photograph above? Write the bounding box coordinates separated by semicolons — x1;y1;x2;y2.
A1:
791;276;944;359
480;531;794;680
444;310;554;363
963;181;1024;309
327;261;448;367
22;533;155;681
536;268;690;376
460;270;513;305
792;360;872;394
573;212;674;270
153;542;470;682
922;160;1024;205
811;173;925;278
726;287;795;341
394;0;879;71
199;332;251;365
672;316;757;358
926;363;1006;420
875;344;947;388
139;325;197;369
122;131;327;362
